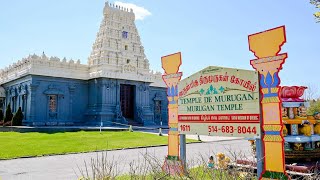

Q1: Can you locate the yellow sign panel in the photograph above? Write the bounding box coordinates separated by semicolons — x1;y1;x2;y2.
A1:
161;53;182;75
178;66;260;138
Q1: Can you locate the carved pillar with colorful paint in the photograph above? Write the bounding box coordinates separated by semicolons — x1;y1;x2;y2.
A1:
249;26;289;179
161;52;184;175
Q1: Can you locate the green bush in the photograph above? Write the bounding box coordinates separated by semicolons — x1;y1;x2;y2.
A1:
0;109;3;121
12;107;23;126
4;104;13;123
307;100;320;115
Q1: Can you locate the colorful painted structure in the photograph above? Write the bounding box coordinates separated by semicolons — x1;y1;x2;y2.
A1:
159;25;319;178
249;26;289;179
281;86;320;160
245;26;320;178
243;86;320;175
161;52;184;175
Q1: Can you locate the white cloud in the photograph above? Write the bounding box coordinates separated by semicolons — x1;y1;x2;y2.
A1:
114;1;151;20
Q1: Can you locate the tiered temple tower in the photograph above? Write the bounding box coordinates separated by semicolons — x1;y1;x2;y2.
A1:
85;2;166;126
88;2;151;81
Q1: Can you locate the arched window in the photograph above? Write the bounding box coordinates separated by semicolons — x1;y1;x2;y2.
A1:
49;95;57;113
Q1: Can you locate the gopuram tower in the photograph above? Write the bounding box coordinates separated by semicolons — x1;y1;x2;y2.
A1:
86;2;166;126
88;2;151;80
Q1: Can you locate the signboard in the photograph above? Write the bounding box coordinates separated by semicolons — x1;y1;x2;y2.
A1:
178;66;260;138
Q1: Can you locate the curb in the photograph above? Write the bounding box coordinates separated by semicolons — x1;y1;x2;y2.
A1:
0;138;247;161
0;126;129;133
0;141;202;161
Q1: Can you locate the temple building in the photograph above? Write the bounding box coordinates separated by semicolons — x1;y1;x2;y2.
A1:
0;2;168;126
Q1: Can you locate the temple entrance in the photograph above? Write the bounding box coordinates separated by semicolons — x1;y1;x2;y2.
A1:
120;84;134;120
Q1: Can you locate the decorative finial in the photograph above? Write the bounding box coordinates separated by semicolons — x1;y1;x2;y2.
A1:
41;51;46;59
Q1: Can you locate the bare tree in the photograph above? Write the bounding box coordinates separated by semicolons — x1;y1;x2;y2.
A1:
303;84;319;101
311;0;320;22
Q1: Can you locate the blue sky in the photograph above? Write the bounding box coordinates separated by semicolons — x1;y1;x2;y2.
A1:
0;1;319;95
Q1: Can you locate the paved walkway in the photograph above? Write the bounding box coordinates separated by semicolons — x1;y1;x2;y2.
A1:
0;135;252;180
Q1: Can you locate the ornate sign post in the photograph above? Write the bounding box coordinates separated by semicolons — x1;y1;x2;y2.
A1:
161;52;184;175
248;26;289;179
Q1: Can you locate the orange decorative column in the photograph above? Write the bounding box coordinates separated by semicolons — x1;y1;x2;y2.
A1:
248;26;289;179
161;52;184;175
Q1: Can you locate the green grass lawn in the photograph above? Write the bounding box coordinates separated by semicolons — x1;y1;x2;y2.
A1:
0;131;198;160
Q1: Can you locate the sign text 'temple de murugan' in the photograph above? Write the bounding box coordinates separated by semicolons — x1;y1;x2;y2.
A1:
178;66;261;138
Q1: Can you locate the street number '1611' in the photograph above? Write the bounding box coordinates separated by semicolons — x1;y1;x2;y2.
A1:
180;125;190;131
